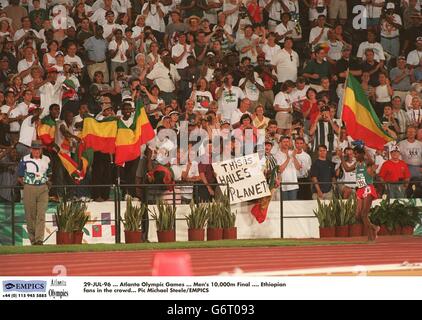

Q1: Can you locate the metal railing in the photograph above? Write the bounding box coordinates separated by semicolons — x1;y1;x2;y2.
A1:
0;179;421;246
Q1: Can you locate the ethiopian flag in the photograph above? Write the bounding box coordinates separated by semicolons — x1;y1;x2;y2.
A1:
81;116;117;154
57;142;93;183
342;75;394;149
115;100;155;166
37;115;56;147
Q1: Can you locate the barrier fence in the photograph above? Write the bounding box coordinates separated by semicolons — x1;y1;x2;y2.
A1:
0;179;421;246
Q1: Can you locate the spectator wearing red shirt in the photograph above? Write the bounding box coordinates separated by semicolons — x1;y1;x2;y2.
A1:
302;88;319;128
379;146;411;199
247;0;263;25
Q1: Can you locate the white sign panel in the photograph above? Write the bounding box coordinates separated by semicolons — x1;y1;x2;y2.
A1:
212;153;271;204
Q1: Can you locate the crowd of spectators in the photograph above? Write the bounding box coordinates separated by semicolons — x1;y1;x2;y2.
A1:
0;0;421;204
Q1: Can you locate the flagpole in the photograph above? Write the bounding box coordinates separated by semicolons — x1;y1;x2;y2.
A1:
338;68;350;122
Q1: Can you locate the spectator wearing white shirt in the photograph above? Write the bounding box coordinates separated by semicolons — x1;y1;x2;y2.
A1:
264;0;283;31
238;66;265;112
357;30;386;62
261;32;281;63
308;15;329;50
380;3;402;58
406;37;422;67
294;136;313;200
236;24;260;65
90;0;118;26
108;28;130;75
231;98;251;128
91;0;121;12
172;33;194;70
102;10;122;41
42;40;58;70
64;43;84;74
274;80;295;133
16;90;36;118
17;46;40;85
117;0;132;24
290;77;310;110
407;96;422;127
141;0;165;42
0;90;26;142
146;52;180;104
365;0;385;28
327;29;343;63
215;73;245;122
271;37;299;87
13;16;43;49
274;12;296;44
275;136;300;200
17;105;43;157
398;126;422;180
38;67;64;118
375;73;394;117
190;78;214;114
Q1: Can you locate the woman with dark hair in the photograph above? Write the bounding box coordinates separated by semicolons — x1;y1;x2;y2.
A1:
302;87;320;128
42;40;58;69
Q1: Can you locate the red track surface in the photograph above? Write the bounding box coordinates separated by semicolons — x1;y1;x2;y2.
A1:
1;237;422;276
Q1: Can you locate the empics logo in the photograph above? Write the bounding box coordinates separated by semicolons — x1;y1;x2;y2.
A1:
2;281;47;293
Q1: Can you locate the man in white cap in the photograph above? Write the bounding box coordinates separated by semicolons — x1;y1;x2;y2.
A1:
407;36;422;67
18;139;52;245
380;2;402;58
379;145;411;199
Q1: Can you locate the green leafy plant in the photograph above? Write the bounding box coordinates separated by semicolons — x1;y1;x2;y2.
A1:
314;196;357;227
219;194;236;228
207;200;224;229
185;200;208;230
72;201;89;232
313;198;335;228
150;200;176;231
55;200;75;232
370;198;422;231
55;199;89;232
122;196;148;232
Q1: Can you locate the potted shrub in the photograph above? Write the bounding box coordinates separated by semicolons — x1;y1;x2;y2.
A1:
314;198;335;238
344;196;362;237
333;197;351;237
207;200;223;241
72;201;89;244
151;200;176;242
122;196;148;243
220;194;237;239
370;198;390;235
397;199;421;235
55;199;75;245
185;200;208;241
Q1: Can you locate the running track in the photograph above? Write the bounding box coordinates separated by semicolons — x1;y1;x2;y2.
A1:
1;237;422;276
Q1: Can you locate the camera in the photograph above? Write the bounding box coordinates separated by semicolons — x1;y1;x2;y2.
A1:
135;85;141;91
